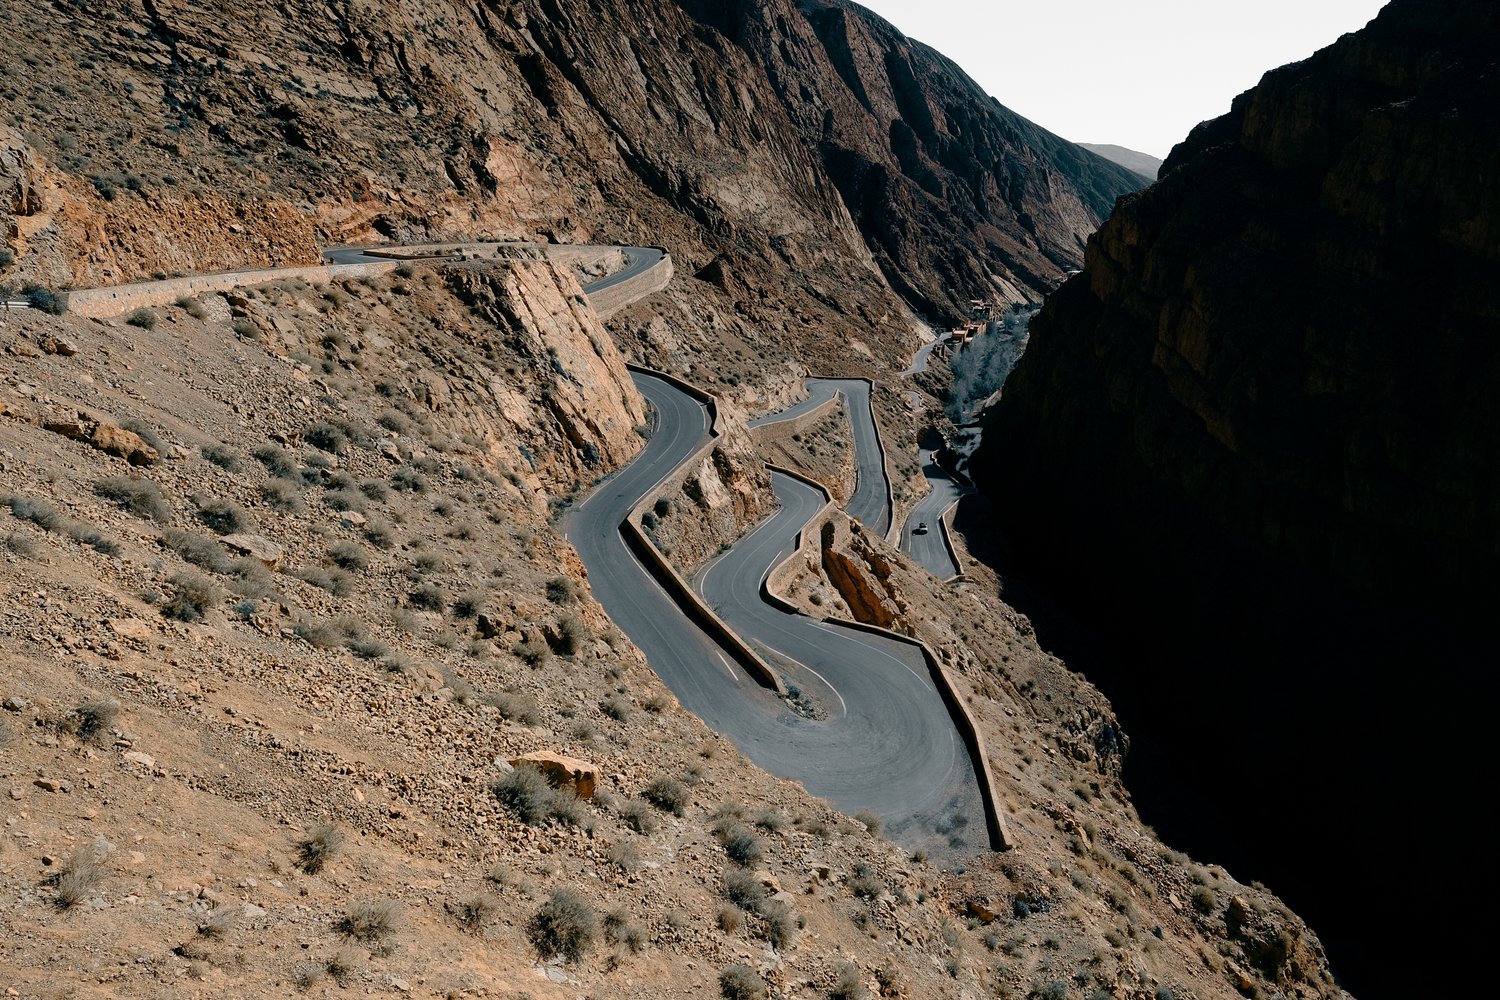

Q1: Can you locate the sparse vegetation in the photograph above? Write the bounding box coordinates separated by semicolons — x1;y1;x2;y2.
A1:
854;809;882;836
64;699;120;744
94;476;171;522
293;566;355;596
201;443;242;471
304;421;349;454
643;776;689;816
3;494;119;553
296;823;344;874
722;868;766;910
847;863;883;899
409;582;445;610
514;638;551;667
483;690;541;725
125;307;157;330
391;466;428;493
2;532;37;558
338;899;400;943
328;540;367;570
52;847;104;908
194;494;252;534
491;765;586;827
163;527;233;572
198;905;239;939
175;295;209;319
720;963;765;1000
831;962;869;1000
602;908;644;952
252;444;297;478
601;693;632;722
260;476;304;511
161;571;221;621
619;799;659;835
527;888;596;962
546;576;579;604
450;892;500;934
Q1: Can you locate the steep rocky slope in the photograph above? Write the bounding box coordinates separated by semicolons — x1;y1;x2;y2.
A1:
974;1;1498;994
1;259;1347;1000
0;0;1356;996
0;0;1139;336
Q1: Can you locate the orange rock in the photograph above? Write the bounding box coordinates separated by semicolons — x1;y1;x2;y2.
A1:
509;751;596;799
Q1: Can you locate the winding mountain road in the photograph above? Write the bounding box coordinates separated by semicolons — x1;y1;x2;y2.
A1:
749;378;892;537
902;450;965;579
567;372;986;858
321;244;665;291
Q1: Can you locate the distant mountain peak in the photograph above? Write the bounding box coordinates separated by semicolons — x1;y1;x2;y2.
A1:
1076;143;1162;182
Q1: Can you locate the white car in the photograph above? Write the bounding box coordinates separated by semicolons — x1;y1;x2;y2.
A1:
913;522;929;535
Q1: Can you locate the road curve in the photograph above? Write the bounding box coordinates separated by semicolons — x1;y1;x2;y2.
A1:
902;449;966;579
749;378;892;537
321;244;665;290
899;332;951;376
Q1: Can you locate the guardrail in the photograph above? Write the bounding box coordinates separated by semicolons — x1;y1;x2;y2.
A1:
935;504;964;582
55;240;673;320
755;462;1012;851
815;615;1014;851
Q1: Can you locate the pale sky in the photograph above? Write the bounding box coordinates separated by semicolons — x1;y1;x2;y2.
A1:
853;0;1390;159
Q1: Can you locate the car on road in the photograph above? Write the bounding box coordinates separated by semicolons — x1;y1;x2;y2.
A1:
914;522;928;535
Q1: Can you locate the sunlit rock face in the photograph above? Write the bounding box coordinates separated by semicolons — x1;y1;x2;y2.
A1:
972;1;1499;993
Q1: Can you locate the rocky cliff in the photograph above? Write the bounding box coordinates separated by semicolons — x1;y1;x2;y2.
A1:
974;1;1498;993
0;0;1141;333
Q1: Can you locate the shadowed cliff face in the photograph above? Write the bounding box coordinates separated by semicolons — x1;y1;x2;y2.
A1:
973;1;1499;993
0;0;1141;328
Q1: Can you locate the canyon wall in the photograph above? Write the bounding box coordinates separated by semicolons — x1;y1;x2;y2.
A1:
0;0;1142;337
973;1;1499;993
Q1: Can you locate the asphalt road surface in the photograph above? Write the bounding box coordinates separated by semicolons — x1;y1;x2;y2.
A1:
321;244;664;287
749;378;891;537
899;333;950;376
570;373;987;858
902;450;965;579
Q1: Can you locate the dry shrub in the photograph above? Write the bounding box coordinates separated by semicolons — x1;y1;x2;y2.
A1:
338;898;400;943
643;776;689;816
449;892;499;934
53;845;106;908
719;964;766;1000
162;571;221;622
94;476;171;522
491;765;586;828
296;823;344;874
527;888;596;962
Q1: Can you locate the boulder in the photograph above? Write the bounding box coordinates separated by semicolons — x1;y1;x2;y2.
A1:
966;896;1000;923
44;411;160;465
89;423;159;465
38;335;78;356
219;533;284;568
508;751;596;799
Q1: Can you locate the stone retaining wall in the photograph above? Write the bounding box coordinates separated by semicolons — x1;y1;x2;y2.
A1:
621;364;784;695
62;261;399;318
589;253;674;320
759;462;1013;852
58;240;671;320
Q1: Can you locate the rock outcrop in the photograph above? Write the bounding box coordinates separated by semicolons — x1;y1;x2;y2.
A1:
973;2;1498;993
